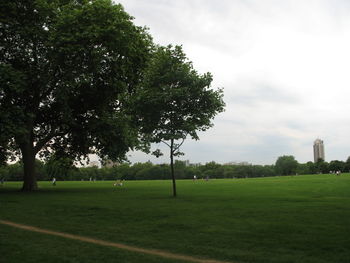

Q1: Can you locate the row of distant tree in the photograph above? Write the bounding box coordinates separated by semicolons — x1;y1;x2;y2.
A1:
275;155;350;175
1;155;349;182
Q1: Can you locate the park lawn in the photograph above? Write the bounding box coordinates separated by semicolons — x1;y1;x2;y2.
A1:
0;225;181;263
0;174;349;263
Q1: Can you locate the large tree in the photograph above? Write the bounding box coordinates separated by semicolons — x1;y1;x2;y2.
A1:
0;0;152;191
134;45;225;197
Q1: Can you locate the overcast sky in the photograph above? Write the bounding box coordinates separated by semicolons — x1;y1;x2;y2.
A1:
115;0;350;165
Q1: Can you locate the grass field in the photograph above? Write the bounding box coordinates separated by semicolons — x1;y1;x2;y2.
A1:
1;174;349;263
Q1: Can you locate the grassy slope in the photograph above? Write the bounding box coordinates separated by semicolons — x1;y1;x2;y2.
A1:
0;174;349;263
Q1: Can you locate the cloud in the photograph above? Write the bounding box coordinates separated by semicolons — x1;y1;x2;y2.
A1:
118;0;350;164
227;79;300;107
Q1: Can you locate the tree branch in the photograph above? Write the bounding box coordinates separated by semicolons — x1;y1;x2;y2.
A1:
161;140;171;148
33;130;60;154
173;137;185;152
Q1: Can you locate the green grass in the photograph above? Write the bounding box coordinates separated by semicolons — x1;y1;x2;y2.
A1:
1;174;350;263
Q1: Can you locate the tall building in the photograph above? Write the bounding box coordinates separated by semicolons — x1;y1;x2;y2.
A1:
313;139;325;162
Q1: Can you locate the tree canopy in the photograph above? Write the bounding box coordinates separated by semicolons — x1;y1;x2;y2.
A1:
0;0;152;190
275;155;298;176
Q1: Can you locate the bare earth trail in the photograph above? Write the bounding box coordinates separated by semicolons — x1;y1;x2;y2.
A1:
0;219;234;263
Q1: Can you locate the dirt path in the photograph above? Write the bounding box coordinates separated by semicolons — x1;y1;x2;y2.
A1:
0;219;233;263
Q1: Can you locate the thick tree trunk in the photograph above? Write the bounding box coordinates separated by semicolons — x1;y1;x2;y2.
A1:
21;142;38;191
170;139;177;197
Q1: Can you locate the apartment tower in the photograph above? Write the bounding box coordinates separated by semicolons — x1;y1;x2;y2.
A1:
313;139;325;162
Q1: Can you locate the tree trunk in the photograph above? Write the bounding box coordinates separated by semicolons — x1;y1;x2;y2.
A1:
21;142;38;191
170;139;177;197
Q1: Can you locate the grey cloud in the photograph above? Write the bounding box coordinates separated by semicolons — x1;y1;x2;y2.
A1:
119;0;350;165
182;133;296;165
227;80;300;107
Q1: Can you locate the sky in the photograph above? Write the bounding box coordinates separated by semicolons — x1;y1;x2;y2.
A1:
113;0;350;165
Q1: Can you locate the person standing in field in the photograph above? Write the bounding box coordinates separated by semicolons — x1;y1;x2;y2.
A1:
52;177;56;186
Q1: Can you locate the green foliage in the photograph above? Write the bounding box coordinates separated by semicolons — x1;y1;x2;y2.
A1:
133;45;225;196
345;157;350;172
315;159;329;174
0;0;153;190
5;156;350;183
328;160;345;172
275;155;298;175
296;162;312;175
45;155;75;180
0;165;9;181
306;161;317;174
0;160;276;181
199;161;224;178
135;45;225;143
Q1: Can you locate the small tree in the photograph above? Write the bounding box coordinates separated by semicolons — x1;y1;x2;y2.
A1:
134;45;225;196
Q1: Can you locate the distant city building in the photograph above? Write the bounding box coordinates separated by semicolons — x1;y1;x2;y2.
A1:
181;160;201;167
313;139;325;162
189;162;202;167
88;161;100;167
104;159;119;168
224;161;251;166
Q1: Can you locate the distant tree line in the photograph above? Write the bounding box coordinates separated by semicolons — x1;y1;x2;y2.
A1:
2;156;349;182
0;160;274;181
275;155;350;175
